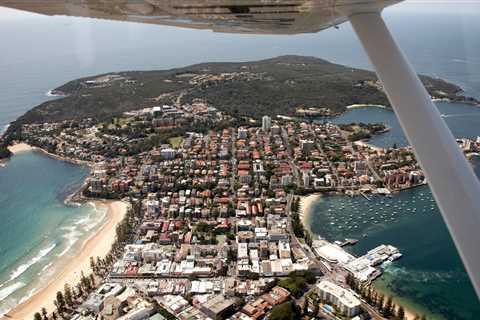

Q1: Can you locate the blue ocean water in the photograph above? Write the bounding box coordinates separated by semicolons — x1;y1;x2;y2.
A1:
1;2;480;317
0;151;107;315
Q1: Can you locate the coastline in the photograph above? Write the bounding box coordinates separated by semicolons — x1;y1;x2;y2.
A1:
373;279;438;320
346;104;388;110
299;193;422;320
7;143;33;154
7;142;92;168
299;193;322;234
4;200;128;320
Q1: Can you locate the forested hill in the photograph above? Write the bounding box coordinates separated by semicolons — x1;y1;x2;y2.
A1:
7;55;478;126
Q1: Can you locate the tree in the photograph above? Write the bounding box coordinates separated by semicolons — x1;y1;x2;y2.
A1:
75;283;84;298
383;296;394;317
55;291;65;312
90;256;97;274
421;316;427;320
302;299;308;315
269;301;301;320
52;312;58;320
397;306;406;320
90;273;96;287
377;293;385;312
41;307;48;320
34;312;43;320
80;271;91;291
64;283;73;306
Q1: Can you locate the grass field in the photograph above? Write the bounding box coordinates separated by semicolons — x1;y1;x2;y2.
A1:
169;136;183;148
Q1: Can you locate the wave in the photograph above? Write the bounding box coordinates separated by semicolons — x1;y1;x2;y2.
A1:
441;113;480;118
40;262;53;273
1;124;9;135
8;243;56;282
18;287;37;305
45;89;66;97
0;281;25;302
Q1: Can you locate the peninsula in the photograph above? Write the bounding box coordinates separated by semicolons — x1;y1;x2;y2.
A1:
2;56;479;320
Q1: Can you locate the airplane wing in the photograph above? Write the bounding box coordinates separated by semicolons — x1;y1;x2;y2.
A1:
0;0;401;34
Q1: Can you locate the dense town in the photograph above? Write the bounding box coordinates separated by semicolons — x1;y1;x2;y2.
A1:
14;98;480;320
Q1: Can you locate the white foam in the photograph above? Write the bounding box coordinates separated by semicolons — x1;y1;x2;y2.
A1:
45;89;66;97
57;226;82;257
0;281;25;302
0;124;9;135
8;243;56;282
18;287;37;305
39;262;53;273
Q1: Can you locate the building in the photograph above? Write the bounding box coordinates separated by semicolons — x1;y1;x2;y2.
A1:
82;293;105;313
161;148;176;160
199;294;236;319
316;280;361;317
262;116;272;132
300;139;314;154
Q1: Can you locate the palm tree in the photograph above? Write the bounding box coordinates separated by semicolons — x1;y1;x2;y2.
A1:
376;293;385;312
89;256;97;274
64;283;73;307
41;307;48;320
55;291;65;312
383;296;393;317
89;273;96;287
34;312;43;320
75;282;84;298
397;305;406;320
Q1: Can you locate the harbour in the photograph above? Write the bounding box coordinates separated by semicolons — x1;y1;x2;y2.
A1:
305;104;480;320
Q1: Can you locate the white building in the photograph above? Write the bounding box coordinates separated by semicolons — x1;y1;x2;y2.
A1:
262;115;272;132
161;148;176;160
317;280;361;317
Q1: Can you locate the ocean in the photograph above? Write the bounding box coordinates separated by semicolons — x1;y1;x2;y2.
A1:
1;2;480;317
0;151;108;315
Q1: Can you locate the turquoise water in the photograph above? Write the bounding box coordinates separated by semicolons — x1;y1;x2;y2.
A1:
308;105;480;319
0;151;107;315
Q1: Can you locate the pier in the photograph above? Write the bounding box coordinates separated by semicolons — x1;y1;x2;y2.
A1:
339;238;359;247
360;192;371;201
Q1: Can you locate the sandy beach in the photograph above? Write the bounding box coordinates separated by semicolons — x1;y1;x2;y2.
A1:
7;142;92;167
7;143;34;154
346;104;387;110
299;193;321;232
5;200;128;320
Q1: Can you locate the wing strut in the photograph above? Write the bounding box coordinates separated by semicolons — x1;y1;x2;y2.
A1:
350;12;480;298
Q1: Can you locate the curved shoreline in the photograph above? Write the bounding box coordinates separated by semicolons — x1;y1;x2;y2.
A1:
299;193;322;235
3;200;128;320
299;193;422;320
2;145;128;320
7;143;93;168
